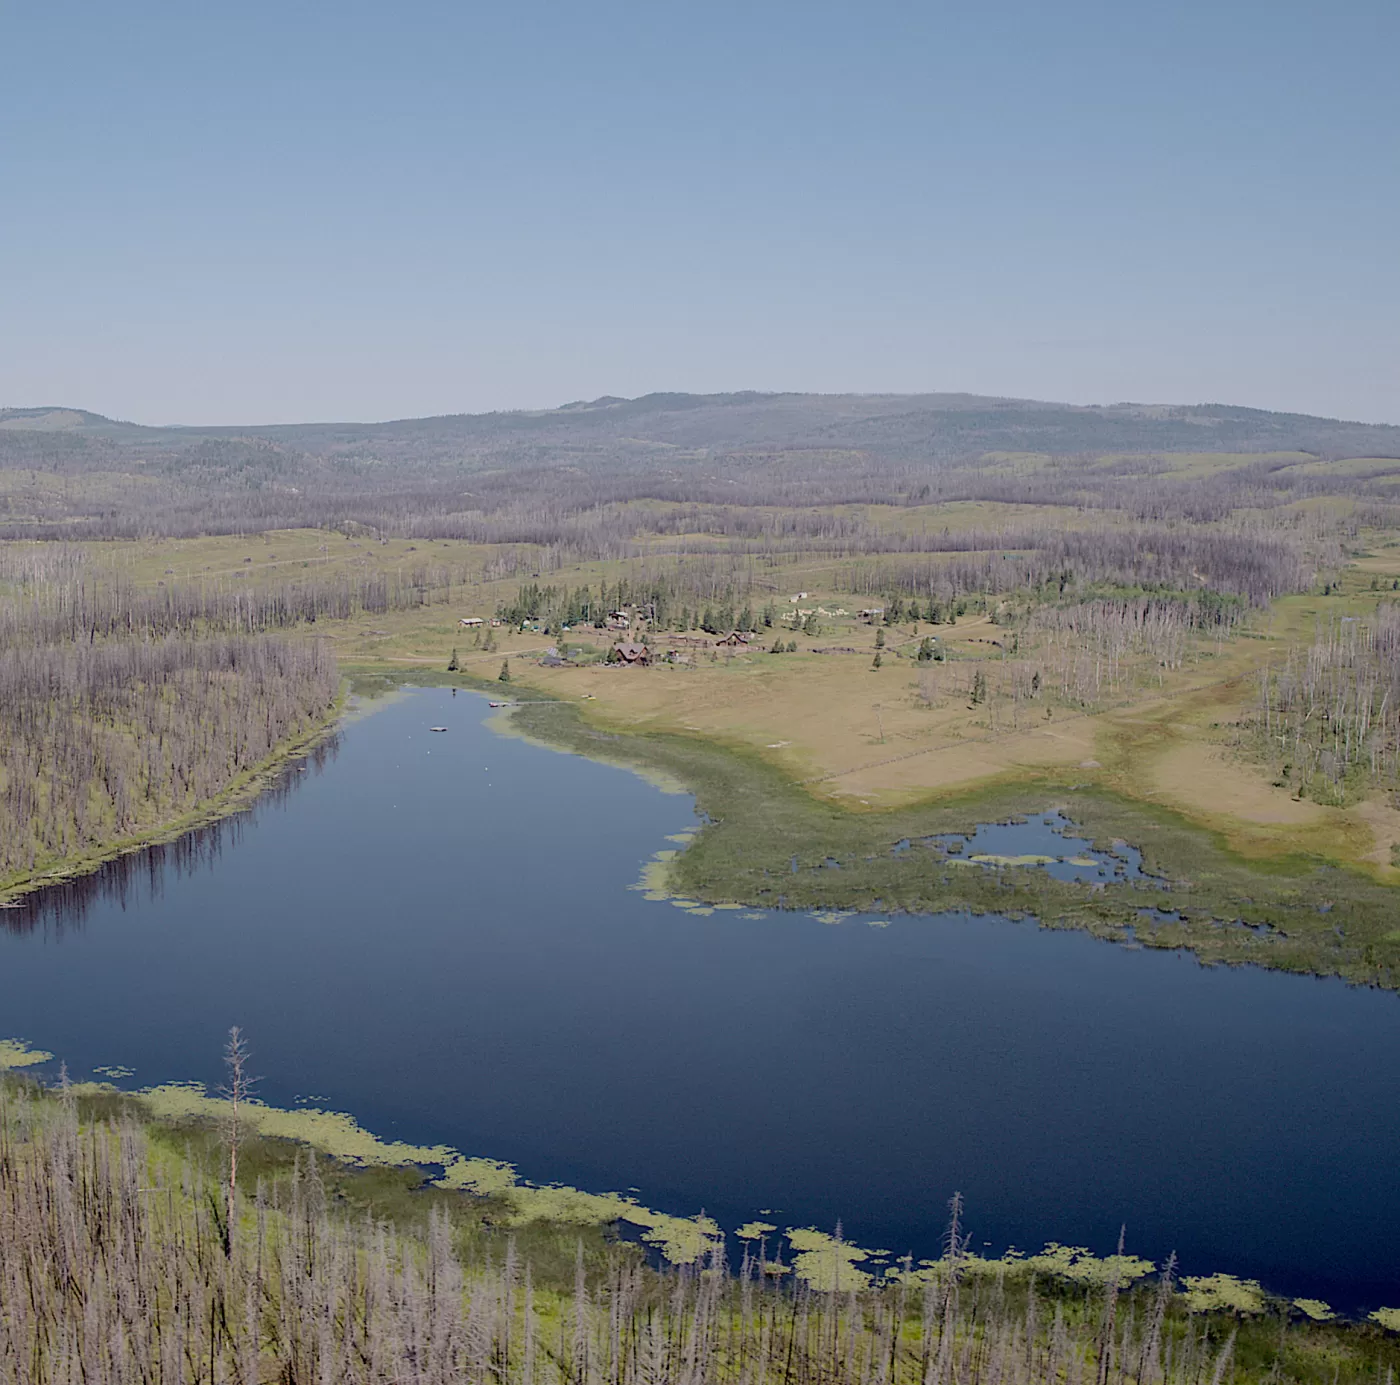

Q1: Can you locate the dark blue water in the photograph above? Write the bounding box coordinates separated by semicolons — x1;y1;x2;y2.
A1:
3;687;1398;1310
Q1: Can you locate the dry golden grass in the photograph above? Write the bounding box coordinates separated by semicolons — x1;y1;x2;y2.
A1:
65;530;1400;880
1146;740;1324;826
515;616;1097;808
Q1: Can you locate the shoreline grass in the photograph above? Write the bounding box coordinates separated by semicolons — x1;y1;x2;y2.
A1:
4;1074;1400;1381
373;668;1400;992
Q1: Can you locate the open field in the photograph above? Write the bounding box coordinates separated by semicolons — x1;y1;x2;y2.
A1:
16;514;1400;889
139;524;1391;883
6;391;1400;980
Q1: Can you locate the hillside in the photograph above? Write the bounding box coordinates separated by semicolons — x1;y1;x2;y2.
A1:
4;393;1399;469
3;392;1400;540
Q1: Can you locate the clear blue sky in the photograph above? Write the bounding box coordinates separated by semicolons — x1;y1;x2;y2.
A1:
3;0;1396;425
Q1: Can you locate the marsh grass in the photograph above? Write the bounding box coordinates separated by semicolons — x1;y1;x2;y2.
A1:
3;1079;1398;1385
433;676;1400;990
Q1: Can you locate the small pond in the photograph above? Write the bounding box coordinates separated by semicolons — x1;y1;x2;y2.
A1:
920;811;1149;884
2;686;1398;1310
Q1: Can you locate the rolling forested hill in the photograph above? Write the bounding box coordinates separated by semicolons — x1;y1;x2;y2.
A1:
2;392;1399;539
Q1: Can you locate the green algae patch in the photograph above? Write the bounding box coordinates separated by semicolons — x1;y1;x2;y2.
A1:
889;1242;1155;1291
0;1039;54;1070
505;1184;635;1226
431;1157;520;1197
1013;1244;1156;1287
632;854;676;901
786;1228;874;1291
624;1208;722;1265
1293;1299;1335;1322
122;1079;722;1265
137;1083;460;1168
736;1221;777;1240
968;853;1058;867
1180;1273;1267;1316
1371;1308;1400;1332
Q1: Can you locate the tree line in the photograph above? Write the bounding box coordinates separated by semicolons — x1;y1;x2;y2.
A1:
1256;608;1400;802
0;735;342;936
0;556;473;649
0;555;344;890
0;633;338;883
3;1082;1397;1385
840;524;1314;609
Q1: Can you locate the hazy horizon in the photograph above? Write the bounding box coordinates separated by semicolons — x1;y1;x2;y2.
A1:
6;388;1399;434
4;1;1396;427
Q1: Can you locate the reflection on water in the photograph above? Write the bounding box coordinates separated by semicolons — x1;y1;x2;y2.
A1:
3;690;1400;1312
2;735;341;936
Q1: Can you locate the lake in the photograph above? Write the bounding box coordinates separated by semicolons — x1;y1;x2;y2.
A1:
3;685;1398;1310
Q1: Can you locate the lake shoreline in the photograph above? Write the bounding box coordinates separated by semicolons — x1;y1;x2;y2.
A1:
9;679;1400;1317
353;668;1400;993
7;1069;1400;1334
0;695;346;909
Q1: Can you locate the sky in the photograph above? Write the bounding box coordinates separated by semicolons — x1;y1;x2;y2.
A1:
2;0;1397;425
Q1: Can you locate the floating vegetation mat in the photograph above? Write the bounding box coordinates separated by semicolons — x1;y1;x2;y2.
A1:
73;1078;723;1266
0;1038;54;1070
1;1033;1394;1319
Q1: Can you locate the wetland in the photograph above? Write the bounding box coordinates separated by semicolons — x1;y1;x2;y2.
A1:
5;684;1400;1313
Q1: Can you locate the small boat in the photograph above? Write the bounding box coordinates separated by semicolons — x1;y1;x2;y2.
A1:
430;726;448;732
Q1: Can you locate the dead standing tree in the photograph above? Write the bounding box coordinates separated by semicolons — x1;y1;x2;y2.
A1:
218;1024;255;1250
